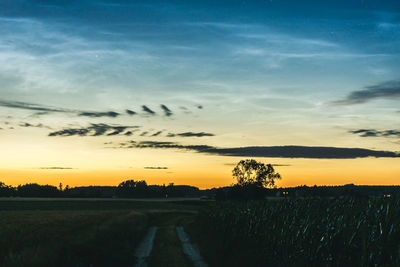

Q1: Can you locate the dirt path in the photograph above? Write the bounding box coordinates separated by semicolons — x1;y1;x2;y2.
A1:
134;226;158;267
134;211;207;267
176;226;208;267
148;225;193;267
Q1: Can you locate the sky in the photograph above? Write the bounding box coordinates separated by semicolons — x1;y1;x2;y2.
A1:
0;0;399;189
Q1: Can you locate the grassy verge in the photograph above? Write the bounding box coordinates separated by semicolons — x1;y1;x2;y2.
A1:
0;198;207;266
0;210;148;267
0;197;207;211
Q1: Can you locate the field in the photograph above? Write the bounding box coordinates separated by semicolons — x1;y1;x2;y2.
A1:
190;196;400;267
0;198;205;267
1;196;400;266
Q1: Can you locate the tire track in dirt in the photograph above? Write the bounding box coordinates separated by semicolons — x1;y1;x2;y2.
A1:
176;226;208;267
134;226;158;267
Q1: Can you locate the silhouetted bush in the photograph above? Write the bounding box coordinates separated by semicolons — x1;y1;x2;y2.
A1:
0;182;14;197
17;183;60;197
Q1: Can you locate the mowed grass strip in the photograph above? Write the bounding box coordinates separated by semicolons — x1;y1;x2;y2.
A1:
145;211;197;267
147;225;193;267
0;210;149;267
0;198;208;211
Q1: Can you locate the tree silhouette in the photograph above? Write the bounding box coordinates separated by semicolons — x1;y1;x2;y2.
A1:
0;181;14;197
233;159;281;188
116;179;148;197
17;183;60;197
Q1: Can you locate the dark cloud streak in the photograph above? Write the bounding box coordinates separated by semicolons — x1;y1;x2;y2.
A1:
144;166;168;170
116;141;400;159
126;109;137;115
333;80;400;105
19;122;50;129
151;131;163;137
0;99;67;113
350;129;400;138
78;111;120;118
160;104;173;116
167;132;215;137
39;167;75;170
49;124;140;137
142;105;155;115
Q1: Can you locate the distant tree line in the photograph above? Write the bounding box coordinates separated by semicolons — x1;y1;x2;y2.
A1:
208;159;400;200
1;180;399;199
0;180;201;198
210;184;400;200
1;158;399;199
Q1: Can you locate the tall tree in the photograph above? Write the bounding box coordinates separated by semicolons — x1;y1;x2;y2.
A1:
233;159;281;188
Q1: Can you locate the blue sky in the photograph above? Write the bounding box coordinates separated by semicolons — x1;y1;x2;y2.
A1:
0;0;399;187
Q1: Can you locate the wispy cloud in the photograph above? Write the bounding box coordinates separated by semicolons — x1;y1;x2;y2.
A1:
126;109;137;115
160;104;173;116
350;129;400;138
19;122;50;129
114;141;400;159
140;131;149;136
0;99;67;113
151;130;163;137
0;99;188;120
39;167;75;170
144;166;168;170
0;99;121;119
124;130;135;136
224;163;291;167
49;124;140;137
142;105;156;115
333;80;400;105
378;22;400;30
236;32;338;48
167;132;215;137
78;111;120;118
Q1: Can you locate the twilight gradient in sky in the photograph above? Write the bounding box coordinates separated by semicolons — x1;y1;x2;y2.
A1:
0;0;399;188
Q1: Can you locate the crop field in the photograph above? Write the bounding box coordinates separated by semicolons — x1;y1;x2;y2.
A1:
191;196;400;267
0;198;204;267
2;197;400;267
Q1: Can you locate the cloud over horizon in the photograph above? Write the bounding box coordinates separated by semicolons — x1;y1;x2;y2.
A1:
0;99;191;119
38;167;75;170
144;166;168;170
126;109;137;116
161;104;173;117
49;124;140;137
78;111;120;118
167;132;215;137
350;129;400;138
334;80;400;105
142;105;156;115
114;141;400;159
0;99;67;113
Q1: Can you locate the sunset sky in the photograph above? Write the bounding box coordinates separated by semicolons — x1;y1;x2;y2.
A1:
0;0;399;189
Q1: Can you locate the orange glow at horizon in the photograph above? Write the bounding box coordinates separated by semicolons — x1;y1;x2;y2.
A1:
1;157;399;189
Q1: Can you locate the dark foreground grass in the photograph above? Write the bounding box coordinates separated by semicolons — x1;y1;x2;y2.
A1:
0;198;207;267
189;196;400;267
0;197;205;211
0;210;148;267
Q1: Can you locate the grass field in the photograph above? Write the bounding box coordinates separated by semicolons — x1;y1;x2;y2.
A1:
3;196;399;267
0;198;206;267
189;196;400;267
